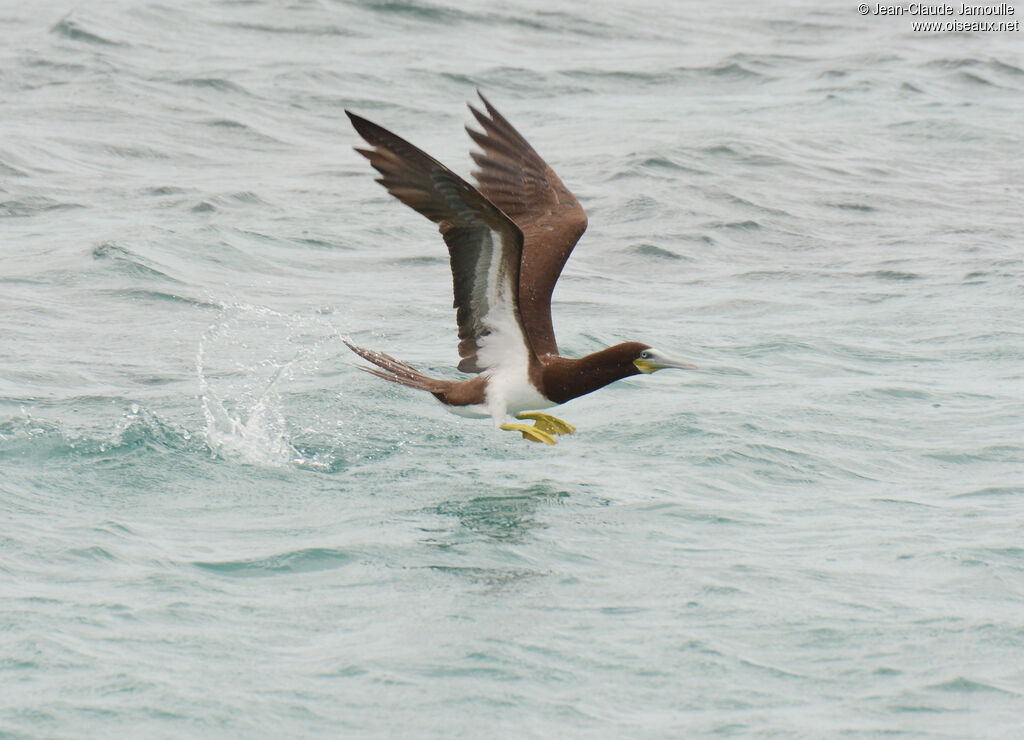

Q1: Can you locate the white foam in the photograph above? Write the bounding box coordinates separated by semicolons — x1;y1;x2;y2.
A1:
196;303;340;468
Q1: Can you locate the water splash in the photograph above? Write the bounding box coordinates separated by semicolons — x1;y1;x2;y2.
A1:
196;303;343;469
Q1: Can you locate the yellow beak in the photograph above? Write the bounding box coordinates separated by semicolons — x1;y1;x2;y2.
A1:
634;350;699;374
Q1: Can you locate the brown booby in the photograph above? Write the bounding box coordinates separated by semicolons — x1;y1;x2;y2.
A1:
344;93;697;444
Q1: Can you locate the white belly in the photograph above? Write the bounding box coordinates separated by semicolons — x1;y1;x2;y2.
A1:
443;368;556;423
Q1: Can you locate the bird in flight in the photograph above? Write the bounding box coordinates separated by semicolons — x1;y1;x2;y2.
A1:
344;92;697;444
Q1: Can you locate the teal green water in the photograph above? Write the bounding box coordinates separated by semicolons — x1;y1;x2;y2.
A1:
3;1;1024;736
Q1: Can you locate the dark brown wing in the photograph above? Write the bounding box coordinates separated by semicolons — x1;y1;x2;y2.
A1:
466;92;588;357
347;111;532;374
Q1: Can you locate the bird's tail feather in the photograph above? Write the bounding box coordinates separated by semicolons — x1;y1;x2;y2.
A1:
344;341;440;392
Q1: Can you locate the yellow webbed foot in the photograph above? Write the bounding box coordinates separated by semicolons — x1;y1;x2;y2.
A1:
500;423;557;445
516;412;576;436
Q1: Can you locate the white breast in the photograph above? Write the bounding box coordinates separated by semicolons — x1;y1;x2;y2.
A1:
440;366;556;423
485;365;556;420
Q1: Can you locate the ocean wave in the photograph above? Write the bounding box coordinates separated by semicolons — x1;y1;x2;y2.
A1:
49;17;127;47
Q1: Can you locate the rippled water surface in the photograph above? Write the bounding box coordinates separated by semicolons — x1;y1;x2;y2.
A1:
3;0;1023;736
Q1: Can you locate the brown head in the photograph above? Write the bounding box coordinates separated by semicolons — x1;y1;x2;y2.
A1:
541;341;698;404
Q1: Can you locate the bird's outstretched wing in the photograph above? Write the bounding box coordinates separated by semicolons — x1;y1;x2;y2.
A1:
466;92;588;357
347;111;532;374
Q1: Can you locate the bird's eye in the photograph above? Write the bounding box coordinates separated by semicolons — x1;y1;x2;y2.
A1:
640;351;649;359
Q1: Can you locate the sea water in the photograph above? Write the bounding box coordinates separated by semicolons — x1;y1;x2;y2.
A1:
2;0;1023;735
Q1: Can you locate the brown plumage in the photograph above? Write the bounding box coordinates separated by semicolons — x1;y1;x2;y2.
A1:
344;92;696;440
465;95;588;357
